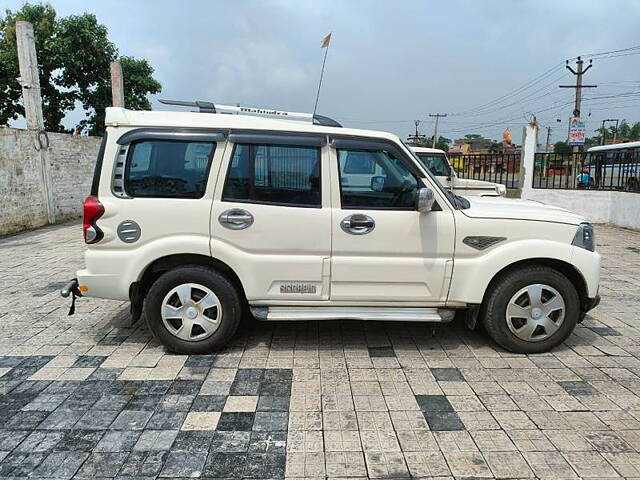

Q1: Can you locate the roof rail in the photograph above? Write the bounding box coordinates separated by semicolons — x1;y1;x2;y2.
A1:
158;99;342;127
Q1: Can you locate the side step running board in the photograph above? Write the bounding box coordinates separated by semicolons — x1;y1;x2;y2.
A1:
250;306;456;323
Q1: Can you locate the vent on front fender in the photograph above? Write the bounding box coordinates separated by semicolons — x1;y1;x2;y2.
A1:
463;236;506;250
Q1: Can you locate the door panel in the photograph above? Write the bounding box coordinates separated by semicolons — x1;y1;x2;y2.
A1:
210;139;331;302
330;144;455;303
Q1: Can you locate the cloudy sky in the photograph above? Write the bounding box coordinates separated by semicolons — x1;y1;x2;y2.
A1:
6;0;640;144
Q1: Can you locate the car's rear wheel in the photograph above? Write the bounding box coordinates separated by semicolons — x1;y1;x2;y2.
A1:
482;265;579;354
144;266;241;354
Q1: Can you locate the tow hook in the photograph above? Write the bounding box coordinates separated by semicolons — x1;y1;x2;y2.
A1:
60;279;82;315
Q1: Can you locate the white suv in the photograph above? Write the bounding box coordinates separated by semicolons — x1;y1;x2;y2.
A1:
62;103;600;354
410;146;507;196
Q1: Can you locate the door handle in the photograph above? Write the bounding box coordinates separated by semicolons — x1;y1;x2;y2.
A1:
219;208;254;230
341;214;375;235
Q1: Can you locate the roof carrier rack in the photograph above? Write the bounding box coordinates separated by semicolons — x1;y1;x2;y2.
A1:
158;99;342;127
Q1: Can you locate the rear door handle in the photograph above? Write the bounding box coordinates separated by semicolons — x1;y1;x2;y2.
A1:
341;214;375;235
219;208;254;230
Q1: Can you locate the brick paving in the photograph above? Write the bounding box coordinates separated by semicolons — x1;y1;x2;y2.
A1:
0;221;639;479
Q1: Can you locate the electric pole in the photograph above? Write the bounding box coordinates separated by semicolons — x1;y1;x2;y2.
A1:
560;56;597;153
545;126;552;153
429;113;447;148
406;120;425;145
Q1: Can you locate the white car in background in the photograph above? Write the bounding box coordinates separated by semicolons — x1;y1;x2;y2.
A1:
411;146;506;196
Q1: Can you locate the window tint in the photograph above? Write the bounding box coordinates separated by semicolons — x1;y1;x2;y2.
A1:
125;140;215;198
415;153;451;176
338;148;418;209
223;144;321;207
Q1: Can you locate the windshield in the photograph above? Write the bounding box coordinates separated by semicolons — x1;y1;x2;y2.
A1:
415;153;452;177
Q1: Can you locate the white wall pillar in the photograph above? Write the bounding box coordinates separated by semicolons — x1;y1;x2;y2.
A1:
520;122;538;200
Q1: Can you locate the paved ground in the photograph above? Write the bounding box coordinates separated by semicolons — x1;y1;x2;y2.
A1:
0;222;639;479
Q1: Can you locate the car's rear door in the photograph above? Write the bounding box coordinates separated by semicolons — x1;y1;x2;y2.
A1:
209;133;332;302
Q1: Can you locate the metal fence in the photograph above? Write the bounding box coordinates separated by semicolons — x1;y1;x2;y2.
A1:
448;154;521;189
533;150;640;192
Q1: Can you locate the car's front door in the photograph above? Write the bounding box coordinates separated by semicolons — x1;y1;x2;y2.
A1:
329;139;455;303
210;133;331;302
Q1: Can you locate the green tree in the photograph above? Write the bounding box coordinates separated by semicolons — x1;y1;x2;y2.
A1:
554;141;572;154
421;136;451;152
0;3;161;134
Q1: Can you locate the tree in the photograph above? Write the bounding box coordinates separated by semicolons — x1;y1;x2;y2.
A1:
420;136;451;152
0;3;161;134
463;133;482;140
489;141;504;153
554;141;572;154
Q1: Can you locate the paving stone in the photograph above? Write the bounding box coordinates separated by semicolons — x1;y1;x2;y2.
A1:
216;412;255;430
75;452;130;478
94;429;141;451
159;450;207;477
54;429;105;452
133;429;177;451
109;409;153;430
173;430;214;452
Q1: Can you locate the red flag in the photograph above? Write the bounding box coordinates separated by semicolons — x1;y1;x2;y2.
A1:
321;33;332;48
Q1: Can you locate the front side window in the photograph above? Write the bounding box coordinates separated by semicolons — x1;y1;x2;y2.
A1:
338;148;418;209
125;140;215;198
415;153;451;177
222;144;321;207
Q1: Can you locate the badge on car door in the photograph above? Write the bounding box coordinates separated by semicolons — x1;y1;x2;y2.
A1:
280;283;317;294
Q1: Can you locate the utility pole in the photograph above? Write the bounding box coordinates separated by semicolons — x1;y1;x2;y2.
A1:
110;61;125;107
545;126;552;153
16;21;56;225
429;113;447;148
560;56;597;153
406;120;425;145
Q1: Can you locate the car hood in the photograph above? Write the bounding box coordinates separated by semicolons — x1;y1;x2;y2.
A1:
461;196;586;225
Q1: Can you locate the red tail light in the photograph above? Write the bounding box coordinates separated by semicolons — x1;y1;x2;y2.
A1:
83;195;105;244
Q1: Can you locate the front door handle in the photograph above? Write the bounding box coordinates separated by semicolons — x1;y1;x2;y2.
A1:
219;208;254;230
341;214;375;235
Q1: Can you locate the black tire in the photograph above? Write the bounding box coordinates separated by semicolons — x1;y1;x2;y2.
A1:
144;265;241;354
482;265;579;354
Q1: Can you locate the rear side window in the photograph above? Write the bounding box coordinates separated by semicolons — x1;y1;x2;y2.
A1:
222;144;321;207
124;140;215;198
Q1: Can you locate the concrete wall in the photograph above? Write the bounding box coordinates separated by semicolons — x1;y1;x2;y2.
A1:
520;123;640;230
521;188;640;229
0;128;101;235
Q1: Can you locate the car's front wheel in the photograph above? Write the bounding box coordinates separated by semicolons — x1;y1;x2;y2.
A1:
144;266;241;354
482;265;579;354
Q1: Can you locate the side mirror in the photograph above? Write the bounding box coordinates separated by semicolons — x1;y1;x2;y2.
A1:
416;187;435;213
370;175;385;192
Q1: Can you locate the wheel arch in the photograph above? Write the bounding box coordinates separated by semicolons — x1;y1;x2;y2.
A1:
131;253;247;304
481;257;588;312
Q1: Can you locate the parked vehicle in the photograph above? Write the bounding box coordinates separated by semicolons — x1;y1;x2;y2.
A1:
581;141;640;191
410;146;506;196
62;101;600;354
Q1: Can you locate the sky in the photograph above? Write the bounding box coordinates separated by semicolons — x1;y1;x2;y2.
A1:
5;0;640;145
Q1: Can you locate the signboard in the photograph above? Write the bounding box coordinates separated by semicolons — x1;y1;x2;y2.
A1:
568;117;586;145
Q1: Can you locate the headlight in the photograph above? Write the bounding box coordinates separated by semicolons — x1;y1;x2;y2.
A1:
496;184;507;196
572;223;595;251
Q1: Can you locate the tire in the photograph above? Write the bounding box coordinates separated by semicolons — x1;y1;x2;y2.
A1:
481;265;579;354
144;265;241;354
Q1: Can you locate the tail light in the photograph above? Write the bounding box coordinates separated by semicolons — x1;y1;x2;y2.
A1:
83;195;105;244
